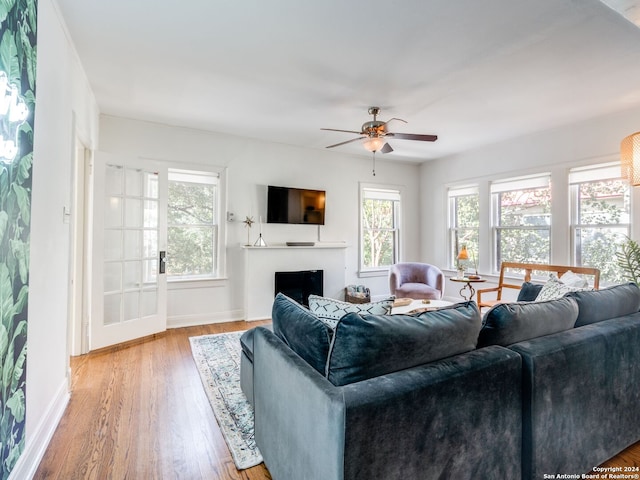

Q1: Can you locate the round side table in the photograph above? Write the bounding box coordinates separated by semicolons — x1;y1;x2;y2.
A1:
450;277;486;302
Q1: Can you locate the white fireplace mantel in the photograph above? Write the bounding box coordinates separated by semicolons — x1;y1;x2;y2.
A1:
243;243;348;320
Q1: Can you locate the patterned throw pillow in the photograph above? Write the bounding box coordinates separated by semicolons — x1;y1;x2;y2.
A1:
308;294;394;329
535;276;590;302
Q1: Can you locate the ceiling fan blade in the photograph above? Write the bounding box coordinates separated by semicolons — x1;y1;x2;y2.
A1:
388;133;438;142
321;128;363;135
325;136;365;148
385;117;407;126
381;143;394;154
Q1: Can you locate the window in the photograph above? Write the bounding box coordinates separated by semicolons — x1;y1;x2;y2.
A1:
360;185;401;273
491;174;551;270
167;169;220;279
570;163;630;285
448;186;479;269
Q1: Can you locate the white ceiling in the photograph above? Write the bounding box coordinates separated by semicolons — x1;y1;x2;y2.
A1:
55;0;640;163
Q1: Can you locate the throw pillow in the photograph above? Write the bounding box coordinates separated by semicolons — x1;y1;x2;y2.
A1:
325;302;481;386
308;294;393;330
271;293;331;374
559;270;589;288
566;282;640;327
478;296;579;347
516;282;544;302
535;276;589;302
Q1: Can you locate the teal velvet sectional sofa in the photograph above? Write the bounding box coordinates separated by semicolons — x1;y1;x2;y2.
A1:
241;283;640;480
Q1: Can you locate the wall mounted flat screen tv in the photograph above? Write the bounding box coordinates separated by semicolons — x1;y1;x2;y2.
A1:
267;185;326;225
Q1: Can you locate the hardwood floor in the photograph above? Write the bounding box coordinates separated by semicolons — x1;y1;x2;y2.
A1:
34;321;272;480
34;319;640;479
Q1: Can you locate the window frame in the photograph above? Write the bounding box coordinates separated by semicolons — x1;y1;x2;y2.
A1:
166;166;227;283
491;173;552;272
569;162;630;285
448;185;479;270
358;183;402;277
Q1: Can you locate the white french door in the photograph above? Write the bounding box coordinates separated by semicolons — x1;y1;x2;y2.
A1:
90;152;167;350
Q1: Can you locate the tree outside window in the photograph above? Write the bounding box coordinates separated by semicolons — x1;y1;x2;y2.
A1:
360;187;400;271
492;175;551;271
448;187;479;270
167;170;219;279
570;164;630;285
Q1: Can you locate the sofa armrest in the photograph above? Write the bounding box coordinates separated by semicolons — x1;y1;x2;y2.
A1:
509;313;640;480
253;327;346;480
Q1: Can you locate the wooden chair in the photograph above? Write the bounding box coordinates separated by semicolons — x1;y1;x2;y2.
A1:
476;262;600;308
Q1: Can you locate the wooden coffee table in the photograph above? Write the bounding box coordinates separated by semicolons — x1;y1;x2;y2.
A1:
391;299;453;315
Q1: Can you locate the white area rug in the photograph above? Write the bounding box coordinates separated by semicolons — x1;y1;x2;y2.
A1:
189;331;263;470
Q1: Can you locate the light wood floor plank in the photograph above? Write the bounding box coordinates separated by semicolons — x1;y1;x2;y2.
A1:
34;321;272;480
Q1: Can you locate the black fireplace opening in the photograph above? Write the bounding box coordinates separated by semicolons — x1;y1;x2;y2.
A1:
275;270;323;307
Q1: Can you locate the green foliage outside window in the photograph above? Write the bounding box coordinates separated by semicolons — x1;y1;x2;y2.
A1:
495;187;551;268
575;179;629;285
167;179;217;277
451;194;479;269
361;197;397;269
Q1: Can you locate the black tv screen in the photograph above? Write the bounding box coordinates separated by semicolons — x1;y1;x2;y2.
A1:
267;186;326;225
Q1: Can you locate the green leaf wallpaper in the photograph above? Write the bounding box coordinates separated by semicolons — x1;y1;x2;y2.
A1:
0;0;36;477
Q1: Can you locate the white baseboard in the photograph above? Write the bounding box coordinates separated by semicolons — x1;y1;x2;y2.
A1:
167;309;245;329
10;379;70;480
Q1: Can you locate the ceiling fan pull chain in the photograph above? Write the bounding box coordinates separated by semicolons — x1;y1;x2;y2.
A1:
372;151;376;176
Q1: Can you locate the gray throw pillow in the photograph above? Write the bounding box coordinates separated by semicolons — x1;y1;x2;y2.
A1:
566;282;640;327
478;296;578;347
308;294;393;329
325;302;481;386
271;293;331;374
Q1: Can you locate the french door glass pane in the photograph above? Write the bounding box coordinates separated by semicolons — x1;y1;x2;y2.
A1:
124;230;141;258
125;198;142;228
124;291;140;322
104;197;122;228
104;294;121;325
104;165;159;326
104;263;121;293
104;230;122;261
125;168;143;197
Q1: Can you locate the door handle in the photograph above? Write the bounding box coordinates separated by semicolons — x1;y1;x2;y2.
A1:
159;251;166;274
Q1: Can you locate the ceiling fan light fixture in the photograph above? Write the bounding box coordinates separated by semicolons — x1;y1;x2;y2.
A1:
363;136;385;152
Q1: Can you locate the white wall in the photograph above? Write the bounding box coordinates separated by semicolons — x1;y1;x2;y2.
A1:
98;116;422;323
420;106;640;297
17;0;100;477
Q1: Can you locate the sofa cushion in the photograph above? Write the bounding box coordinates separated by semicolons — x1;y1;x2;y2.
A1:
566;282;640;327
271;293;331;374
325;302;481;386
478;297;579;347
308;294;393;329
517;282;543;301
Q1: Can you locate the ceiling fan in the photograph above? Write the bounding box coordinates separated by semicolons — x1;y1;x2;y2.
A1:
321;106;438;155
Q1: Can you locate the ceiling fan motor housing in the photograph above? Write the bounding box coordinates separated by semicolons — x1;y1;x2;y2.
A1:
361;120;386;137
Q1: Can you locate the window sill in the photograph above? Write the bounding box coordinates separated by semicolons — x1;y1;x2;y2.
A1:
358;269;389;278
167;277;228;290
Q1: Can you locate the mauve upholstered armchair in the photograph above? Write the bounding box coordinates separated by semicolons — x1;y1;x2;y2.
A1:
389;262;444;300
